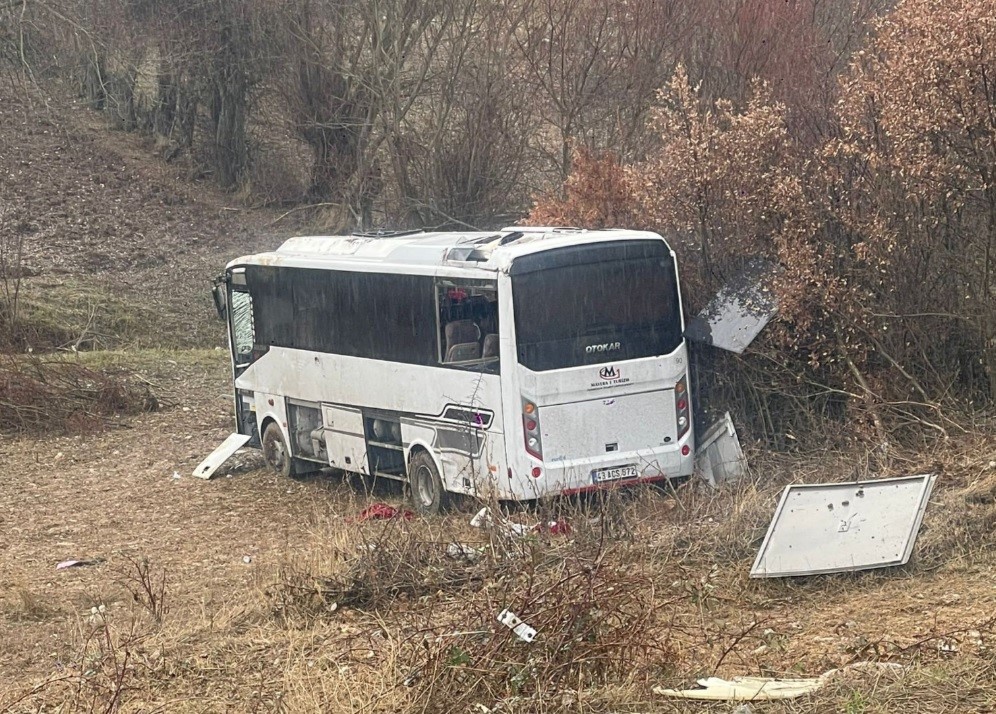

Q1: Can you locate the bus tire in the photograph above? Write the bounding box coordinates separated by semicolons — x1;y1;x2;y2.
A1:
261;421;293;478
408;450;448;516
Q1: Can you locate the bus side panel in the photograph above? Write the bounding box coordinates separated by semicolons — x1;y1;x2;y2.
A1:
238;346;509;495
401;415;507;499
322;405;369;474
253;392;287;443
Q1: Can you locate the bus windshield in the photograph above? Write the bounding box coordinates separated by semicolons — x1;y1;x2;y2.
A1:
510;240;683;371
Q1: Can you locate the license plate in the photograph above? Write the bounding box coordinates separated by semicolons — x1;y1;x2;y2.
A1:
592;465;639;483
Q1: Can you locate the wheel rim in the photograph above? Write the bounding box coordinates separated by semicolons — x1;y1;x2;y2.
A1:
264;432;287;471
414;464;436;508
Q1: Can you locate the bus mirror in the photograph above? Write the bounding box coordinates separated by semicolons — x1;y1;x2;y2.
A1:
211;279;228;320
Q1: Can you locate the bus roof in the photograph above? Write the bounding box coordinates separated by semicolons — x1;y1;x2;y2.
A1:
228;227;672;274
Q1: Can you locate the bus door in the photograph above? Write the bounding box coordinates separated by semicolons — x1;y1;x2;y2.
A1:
226;269;258;441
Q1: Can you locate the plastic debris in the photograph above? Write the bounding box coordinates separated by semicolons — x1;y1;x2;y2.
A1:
655;675;825;701
56;559;102;570
751;474;936;578
192;433;252;480
470;507;529;536
695;412;746;487
655;662;905;701
446;542;484;562
471;507;570;537
497;609;537;643
350;502;415;522
684;258;780;354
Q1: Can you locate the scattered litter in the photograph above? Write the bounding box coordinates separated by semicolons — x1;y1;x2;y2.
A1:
751;474;936;578
655;675;822;701
696;412;746;487
471;507;569;537
172;471;182;480
242;555;253;564
446;542;484;562
56;558;102;570
532;520;572;536
497;609;537;643
350;502;415;522
470;507;529;536
656;662;905;701
937;639;959;654
88;604;107;625
192;433;252;480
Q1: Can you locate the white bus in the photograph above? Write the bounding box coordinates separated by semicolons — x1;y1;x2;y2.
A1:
213;227;693;513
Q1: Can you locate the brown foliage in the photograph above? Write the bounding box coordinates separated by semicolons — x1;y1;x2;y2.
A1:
529;0;996;441
527;147;644;230
0;357;159;434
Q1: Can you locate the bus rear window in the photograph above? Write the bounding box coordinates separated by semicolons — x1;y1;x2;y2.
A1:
510;240;682;371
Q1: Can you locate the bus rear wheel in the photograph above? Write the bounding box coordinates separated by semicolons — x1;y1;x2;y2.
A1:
409;451;448;516
262;422;292;478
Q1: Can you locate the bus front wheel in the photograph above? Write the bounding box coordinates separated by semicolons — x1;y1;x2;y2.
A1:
262;422;292;478
409;450;448;516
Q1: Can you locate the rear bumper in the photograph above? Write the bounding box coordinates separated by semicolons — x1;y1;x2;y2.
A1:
524;444;694;499
560;474;669;496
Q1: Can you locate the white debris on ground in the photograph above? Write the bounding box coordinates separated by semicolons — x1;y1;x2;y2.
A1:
654;662;906;701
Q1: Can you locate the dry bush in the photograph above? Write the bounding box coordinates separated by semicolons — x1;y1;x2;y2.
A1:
0;558;171;714
526;146;646;230
269;497;679;712
0;356;159;434
530;0;996;445
272;515;503;615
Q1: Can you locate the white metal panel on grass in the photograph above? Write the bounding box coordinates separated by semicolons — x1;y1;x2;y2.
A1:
750;474;936;578
191;433;252;480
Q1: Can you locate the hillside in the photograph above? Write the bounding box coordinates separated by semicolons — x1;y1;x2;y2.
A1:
0;79;292;350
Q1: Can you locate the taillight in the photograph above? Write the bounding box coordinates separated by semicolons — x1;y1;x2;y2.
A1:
522;398;543;460
675;376;690;440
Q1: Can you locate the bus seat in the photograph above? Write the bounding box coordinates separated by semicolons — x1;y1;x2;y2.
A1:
482;333;499;359
445;319;481;352
446;342;481;363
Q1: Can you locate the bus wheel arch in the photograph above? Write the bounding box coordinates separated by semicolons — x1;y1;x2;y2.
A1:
406;446;449;516
260;418;292;478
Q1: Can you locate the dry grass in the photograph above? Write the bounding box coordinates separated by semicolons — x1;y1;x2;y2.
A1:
0;353;159;434
1;357;995;712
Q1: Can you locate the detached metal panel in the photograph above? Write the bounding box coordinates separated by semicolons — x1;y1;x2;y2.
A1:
750;474;936;578
685;259;780;354
191;433;252;479
695;412;745;487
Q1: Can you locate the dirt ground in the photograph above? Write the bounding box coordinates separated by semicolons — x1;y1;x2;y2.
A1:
1;351;994;712
2;77;996;713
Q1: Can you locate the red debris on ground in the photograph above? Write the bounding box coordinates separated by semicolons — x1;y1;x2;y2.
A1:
533;520;572;536
350;502;415;522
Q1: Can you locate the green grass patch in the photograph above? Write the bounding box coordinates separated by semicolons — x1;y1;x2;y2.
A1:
74;347;229;372
3;278;150;351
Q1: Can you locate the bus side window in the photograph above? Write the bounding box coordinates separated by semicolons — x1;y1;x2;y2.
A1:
436;280;499;368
